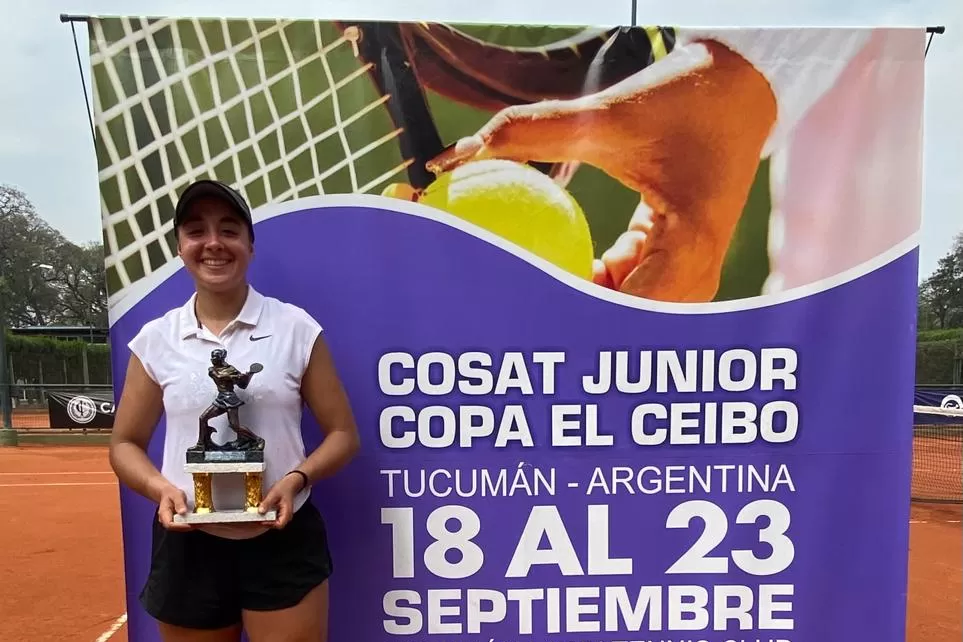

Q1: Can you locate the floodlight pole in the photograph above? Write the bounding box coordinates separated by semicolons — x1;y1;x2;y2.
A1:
0;282;15;445
624;3;945;43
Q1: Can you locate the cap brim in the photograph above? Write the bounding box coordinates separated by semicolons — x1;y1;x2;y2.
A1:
174;180;253;228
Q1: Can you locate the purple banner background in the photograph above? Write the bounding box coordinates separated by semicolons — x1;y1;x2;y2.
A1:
109;203;917;641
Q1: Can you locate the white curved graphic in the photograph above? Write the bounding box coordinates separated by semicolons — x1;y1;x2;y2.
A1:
108;194;919;324
941;395;963;410
66;395;98;424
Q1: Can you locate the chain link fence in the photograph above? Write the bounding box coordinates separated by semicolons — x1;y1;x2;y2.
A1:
7;383;114;432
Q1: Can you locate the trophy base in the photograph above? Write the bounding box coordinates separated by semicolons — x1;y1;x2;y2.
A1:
173;508;277;525
187;449;264;464
182;460;271;521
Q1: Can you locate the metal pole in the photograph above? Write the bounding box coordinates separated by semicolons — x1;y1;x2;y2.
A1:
925;26;946;57
954;341;961;386
0;324;11;429
0;312;16;444
0;255;15;443
69;21;97;147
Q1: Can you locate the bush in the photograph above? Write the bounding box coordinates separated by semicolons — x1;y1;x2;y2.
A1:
916;338;961;385
918;328;963;343
4;331;112;385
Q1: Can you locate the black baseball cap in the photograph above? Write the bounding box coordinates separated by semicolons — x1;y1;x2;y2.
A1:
174;179;255;241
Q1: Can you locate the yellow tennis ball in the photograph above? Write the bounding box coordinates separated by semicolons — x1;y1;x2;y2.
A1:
381;183;418;201
417;160;594;279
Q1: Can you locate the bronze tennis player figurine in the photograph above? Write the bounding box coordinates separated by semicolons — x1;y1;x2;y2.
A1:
190;348;265;453
176;348;275;524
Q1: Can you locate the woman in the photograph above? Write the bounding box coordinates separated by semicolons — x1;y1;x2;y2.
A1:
109;178;360;641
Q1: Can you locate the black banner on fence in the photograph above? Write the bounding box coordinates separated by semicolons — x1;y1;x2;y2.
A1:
47;391;115;429
914;386;963;424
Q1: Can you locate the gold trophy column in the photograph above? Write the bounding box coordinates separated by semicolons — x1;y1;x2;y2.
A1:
244;472;263;513
193;472;213;514
176;462;271;524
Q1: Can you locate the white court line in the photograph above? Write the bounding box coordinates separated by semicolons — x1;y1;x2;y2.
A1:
910;519;962;525
0;482;117;488
95;612;127;642
0;471;113;476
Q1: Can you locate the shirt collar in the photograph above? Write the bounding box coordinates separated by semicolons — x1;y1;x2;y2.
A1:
178;285;265;339
235;285;265;326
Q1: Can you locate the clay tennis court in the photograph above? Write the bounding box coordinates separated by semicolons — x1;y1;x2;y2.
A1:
0;446;128;642
911;428;963;503
0;444;959;642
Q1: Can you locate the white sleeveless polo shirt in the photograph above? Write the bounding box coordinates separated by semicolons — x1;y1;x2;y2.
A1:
128;285;322;539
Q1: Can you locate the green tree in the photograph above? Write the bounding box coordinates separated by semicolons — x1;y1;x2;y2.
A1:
49;241;109;327
0;184;108;328
918;231;963;330
0;185;64;326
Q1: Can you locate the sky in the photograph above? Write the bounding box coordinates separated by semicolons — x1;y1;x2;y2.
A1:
1;0;960;281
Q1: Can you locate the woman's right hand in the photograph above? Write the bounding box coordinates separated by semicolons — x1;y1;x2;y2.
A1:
154;480;194;531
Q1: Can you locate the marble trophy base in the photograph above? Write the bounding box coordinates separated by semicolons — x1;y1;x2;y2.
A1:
186;449;264;463
174;453;276;524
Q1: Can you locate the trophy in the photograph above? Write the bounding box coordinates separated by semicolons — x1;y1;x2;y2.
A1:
173;348;276;524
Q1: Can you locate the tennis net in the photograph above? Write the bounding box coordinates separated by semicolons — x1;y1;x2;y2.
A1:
87;17;409;310
911;404;963;504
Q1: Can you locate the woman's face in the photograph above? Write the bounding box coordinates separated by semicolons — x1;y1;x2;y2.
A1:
176;197;253;294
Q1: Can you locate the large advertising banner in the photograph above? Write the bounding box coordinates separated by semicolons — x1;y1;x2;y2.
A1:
88;17;926;642
47;389;115;429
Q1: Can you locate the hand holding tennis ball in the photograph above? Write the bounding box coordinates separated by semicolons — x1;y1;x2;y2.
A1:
382;159;595;280
420;40;777;303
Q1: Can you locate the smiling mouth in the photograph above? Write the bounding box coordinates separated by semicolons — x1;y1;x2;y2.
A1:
201;258;231;267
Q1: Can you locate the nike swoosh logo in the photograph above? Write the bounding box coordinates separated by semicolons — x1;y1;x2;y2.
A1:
250;335;271;341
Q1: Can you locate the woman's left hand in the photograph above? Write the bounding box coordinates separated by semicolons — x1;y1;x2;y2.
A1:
259;472;304;529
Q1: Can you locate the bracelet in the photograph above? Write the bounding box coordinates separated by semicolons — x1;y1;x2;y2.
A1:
286;469;310;492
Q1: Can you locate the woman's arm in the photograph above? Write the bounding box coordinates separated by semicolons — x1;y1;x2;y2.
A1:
297;335;361;480
109;354;191;530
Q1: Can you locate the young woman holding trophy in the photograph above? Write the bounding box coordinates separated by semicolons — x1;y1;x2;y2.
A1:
109;179;360;642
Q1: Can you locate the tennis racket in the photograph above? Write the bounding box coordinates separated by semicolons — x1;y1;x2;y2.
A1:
87;17;675;310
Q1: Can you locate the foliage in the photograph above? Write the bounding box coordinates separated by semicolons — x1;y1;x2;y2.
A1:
4;331;112;384
0;184;108;328
915;232;963;384
918;231;963;331
916;339;961;385
918;328;963;342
